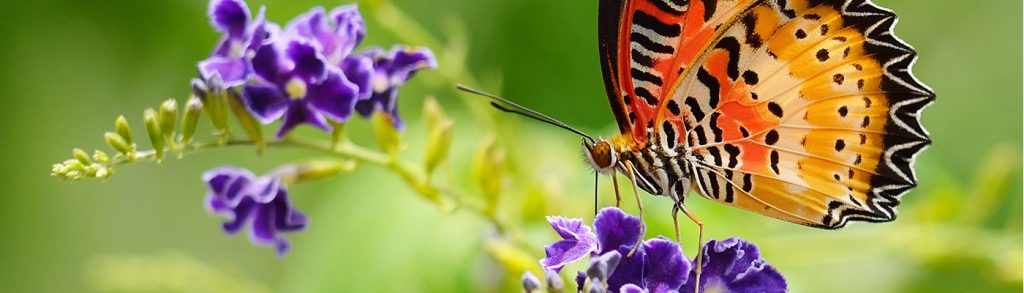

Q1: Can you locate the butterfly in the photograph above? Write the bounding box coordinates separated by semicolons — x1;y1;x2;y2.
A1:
581;0;933;230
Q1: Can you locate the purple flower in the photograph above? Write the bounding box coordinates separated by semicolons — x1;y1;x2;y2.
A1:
540;216;598;272
241;38;360;137
204;166;308;256
680;238;787;293
199;0;276;87
285;5;374;100
539;207;786;293
354;46;438;130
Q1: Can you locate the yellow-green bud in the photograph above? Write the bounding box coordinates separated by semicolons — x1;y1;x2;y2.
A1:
424;120;454;175
72;148;92;165
277;160;358;184
423;97;454;175
114;115;134;146
473;136;506;213
181;96;203;145
143;108;165;160
104;132;133;156
423;97;447;131
92;150;110;163
372;112;403;156
226;90;265;152
159;99;178;144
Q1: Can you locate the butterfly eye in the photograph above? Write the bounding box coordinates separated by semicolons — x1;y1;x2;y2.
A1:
587;141;617;170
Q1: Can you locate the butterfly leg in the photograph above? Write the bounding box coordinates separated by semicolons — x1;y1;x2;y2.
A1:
671;201;682;244
678;204;705;293
624;161;645;257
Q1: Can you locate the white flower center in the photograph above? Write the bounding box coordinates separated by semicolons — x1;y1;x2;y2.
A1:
372;71;389;93
285;78;307;100
230;41;246;58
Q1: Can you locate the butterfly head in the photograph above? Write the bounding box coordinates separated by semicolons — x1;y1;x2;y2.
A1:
583;138;619;174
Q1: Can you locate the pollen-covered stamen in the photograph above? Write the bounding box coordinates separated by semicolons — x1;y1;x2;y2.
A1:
285;78;307;99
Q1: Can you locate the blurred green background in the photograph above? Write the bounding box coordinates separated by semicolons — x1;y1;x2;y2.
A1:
0;0;1020;292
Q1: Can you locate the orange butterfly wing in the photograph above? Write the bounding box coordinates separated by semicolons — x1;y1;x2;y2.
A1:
675;0;932;228
599;0;756;146
602;0;933;228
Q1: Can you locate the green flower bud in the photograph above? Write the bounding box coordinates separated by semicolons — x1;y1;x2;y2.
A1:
276;160;358;185
423;97;447;131
181;96;203;145
372;112;403;156
472;136;505;213
143;108;165;161
226;90;265;152
104;132;133;156
94;166;111;179
159;99;178;145
72;148;92;165
424;120;453;175
193;78;230;138
92;150;110;163
114;115;134;146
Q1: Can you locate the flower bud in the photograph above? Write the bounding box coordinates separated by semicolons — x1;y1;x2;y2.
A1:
92;150;110;163
114;115;134;146
423;120;453;175
104;132;133;156
423;97;447;132
226;90;265;152
522;271;541;293
181;96;203;145
372;112;403;156
545;270;564;292
193;78;230;138
72;148;92;165
586;257;609;282
588;279;606;293
472;136;505;213
159;98;178;144
143;108;165;160
598;250;622;274
276;160;358;185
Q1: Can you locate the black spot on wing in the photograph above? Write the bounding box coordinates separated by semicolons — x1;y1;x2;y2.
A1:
697;68;720;109
715;37;741;80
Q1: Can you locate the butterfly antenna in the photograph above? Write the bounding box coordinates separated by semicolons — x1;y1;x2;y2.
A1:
456;84;595;144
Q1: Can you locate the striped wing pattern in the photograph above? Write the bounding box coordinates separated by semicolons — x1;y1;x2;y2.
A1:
602;0;933;228
599;0;755;145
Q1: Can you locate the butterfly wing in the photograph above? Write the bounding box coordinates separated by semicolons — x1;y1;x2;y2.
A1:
659;0;933;228
599;0;757;145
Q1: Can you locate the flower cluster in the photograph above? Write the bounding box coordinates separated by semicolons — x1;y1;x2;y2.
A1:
526;208;787;293
204;166;307;256
199;0;436;137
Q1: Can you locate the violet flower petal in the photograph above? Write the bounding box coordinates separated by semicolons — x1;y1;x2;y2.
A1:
606;245;647;293
642;237;689;293
341;55;374;100
198;57;248;87
680;238;787;293
593;207;644;254
251;44;286;84
306;70;359;121
620;284;649;293
540;216;598;272
209;0;249;40
276;102;331;138
241;82;290;123
286;40;327;83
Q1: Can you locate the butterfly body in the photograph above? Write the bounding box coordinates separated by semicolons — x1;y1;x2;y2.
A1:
587;0;934;229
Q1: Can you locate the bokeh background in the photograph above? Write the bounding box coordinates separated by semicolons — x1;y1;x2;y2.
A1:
0;0;1020;292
